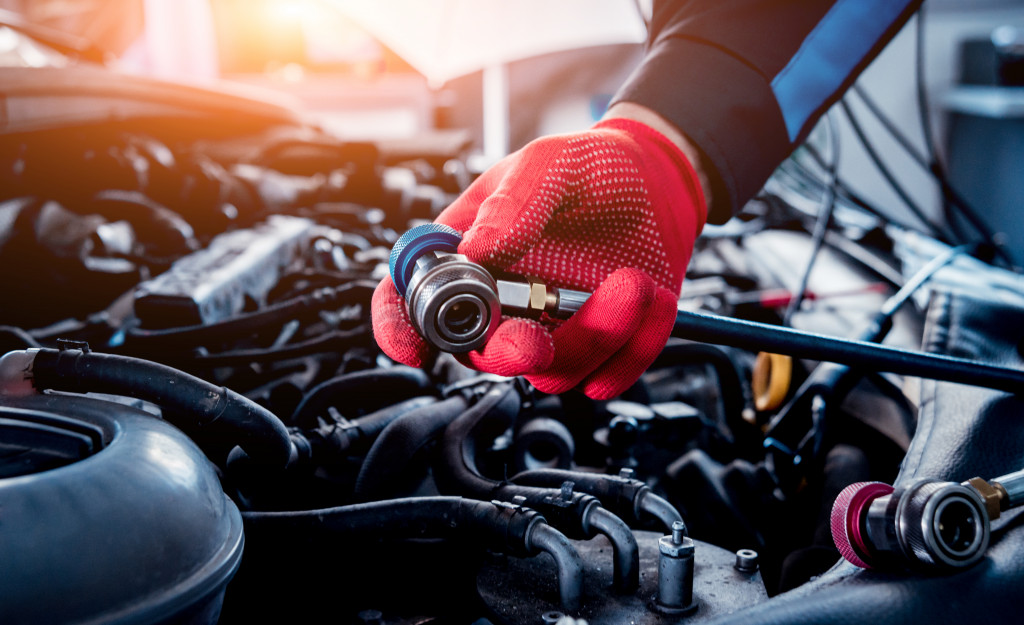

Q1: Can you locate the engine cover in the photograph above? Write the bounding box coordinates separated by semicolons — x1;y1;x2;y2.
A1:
0;394;244;625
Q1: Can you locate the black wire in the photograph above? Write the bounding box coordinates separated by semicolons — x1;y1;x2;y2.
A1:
839;99;954;243
783;113;840;326
778;152;913;232
853;93;1011;267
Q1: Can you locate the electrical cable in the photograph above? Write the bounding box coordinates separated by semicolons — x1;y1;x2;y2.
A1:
779;147;916;234
838;99;954;243
852;85;1012;266
783;113;840;326
915;6;938;170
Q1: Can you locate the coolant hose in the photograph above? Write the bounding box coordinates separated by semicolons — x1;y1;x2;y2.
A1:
242;496;583;611
3;347;295;469
651;341;749;427
291;366;434;427
352;395;470;499
435;384;639;591
333;396;439;455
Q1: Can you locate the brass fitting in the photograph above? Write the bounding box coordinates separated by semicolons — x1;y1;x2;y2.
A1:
965;477;1005;519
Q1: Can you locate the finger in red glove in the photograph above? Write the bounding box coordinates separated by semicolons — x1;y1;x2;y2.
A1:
526;267;658;397
371;275;432;368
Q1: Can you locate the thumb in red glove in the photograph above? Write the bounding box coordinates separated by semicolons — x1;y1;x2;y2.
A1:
373;115;706;399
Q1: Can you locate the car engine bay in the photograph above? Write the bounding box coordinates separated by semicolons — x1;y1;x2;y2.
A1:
2;39;1024;625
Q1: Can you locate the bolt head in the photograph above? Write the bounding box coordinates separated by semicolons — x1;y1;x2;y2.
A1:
659;535;695;558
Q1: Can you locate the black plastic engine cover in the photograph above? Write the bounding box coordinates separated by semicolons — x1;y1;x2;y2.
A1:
0;394;244;625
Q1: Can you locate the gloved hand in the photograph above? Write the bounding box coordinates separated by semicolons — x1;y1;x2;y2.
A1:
372;117;706;399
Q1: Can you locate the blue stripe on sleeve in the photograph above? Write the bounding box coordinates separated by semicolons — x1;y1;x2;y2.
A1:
771;0;916;142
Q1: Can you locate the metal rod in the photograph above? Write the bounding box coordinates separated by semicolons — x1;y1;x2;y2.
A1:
993;468;1024;509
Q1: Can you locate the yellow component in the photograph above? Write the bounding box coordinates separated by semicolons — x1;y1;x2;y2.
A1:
752;352;792;412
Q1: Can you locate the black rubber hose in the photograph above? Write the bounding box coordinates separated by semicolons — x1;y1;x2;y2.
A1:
326;395;438;456
651;341;749;428
89;189;198;256
435;383;528;499
188;326;369;367
352;395;470;500
291;365;435;428
528;522;585;612
27;348;294;468
636;490;686;534
587;505;641;591
839;99;954;243
510;467;685;534
435;384;640;592
241;496;583;612
124;281;377;348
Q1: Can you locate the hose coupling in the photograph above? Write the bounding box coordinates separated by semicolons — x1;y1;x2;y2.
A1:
832;479;990;570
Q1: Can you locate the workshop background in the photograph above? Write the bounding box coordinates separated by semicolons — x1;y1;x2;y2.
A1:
4;0;1022;229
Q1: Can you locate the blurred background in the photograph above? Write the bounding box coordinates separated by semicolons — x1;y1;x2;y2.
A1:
1;0;1023;253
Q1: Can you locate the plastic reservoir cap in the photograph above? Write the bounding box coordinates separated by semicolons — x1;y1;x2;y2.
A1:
830;481;894;568
390;223;462;296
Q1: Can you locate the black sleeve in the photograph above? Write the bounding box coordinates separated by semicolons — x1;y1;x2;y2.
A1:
612;0;922;223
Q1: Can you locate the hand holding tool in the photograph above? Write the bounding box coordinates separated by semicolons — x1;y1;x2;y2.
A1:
372;118;706;399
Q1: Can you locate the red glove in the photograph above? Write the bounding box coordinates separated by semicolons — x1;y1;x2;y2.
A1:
373;117;706;399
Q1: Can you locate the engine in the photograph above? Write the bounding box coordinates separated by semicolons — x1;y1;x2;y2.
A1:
0;84;949;625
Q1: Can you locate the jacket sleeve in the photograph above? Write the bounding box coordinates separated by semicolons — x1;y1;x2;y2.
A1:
612;0;922;223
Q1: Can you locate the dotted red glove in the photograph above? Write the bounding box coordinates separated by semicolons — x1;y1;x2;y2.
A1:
373;117;706;399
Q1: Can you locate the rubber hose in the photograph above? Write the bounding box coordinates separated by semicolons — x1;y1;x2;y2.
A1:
510;467;685;534
651;341;748;428
352;395;469;500
242;496;583;612
527;522;585;612
587;506;640;592
291;365;434;428
434;383;523;500
188;327;369;367
434;384;640;591
124;281;377;348
636;490;686;535
341;395;438;455
28;348;294;468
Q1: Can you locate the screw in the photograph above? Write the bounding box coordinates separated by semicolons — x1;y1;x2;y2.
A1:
671;520;686;544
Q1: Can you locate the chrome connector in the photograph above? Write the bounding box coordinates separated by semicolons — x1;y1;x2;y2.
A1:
405;251;501;353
